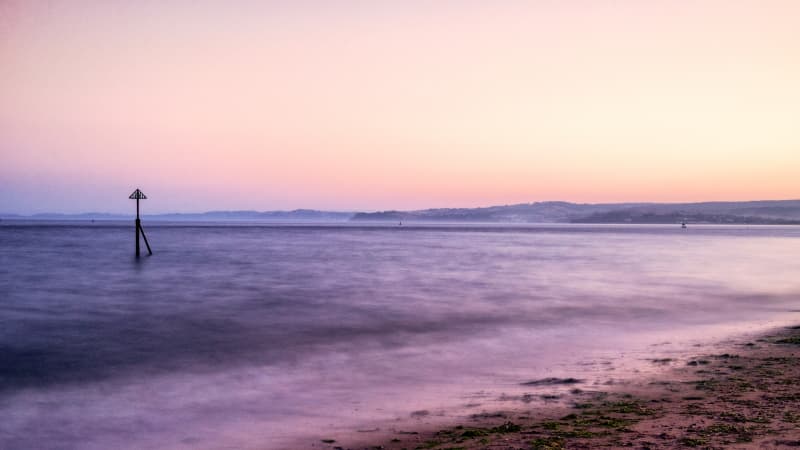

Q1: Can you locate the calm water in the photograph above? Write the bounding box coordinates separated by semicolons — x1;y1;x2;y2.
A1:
1;222;799;449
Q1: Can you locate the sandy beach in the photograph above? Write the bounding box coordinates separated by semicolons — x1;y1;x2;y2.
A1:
325;325;800;450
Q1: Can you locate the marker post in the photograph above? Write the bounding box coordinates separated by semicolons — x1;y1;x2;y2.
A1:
129;189;152;257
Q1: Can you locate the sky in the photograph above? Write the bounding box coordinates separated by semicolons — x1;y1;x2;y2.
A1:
1;1;799;214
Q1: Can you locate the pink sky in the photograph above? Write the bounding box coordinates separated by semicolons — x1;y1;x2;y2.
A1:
1;1;799;214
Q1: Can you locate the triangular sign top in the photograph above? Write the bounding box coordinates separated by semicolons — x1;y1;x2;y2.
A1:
129;189;147;200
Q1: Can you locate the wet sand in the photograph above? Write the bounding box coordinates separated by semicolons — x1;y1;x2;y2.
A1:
321;325;800;449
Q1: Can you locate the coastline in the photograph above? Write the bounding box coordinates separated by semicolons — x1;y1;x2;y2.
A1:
322;325;800;449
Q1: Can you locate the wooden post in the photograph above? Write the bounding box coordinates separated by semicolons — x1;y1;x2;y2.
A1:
135;196;140;257
139;221;152;255
135;218;141;257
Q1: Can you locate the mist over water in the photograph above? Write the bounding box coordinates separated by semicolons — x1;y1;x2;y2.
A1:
1;223;799;449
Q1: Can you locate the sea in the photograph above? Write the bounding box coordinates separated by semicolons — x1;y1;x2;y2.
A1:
1;222;799;449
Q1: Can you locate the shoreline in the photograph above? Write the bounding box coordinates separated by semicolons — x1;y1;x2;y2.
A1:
321;324;800;449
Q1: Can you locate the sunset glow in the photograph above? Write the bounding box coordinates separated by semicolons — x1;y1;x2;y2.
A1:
2;1;799;213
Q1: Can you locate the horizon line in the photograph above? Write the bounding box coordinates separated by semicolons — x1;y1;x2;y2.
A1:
2;197;799;217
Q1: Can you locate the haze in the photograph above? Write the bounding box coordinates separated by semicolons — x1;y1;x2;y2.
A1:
1;1;798;214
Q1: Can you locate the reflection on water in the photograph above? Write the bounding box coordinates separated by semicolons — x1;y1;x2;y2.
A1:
1;223;799;448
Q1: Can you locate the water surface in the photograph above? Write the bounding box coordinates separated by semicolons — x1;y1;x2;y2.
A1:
1;222;799;448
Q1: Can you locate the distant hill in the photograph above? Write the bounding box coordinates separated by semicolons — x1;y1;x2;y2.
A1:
0;209;354;222
350;201;644;223
573;201;800;224
351;200;800;224
149;209;354;221
4;200;800;224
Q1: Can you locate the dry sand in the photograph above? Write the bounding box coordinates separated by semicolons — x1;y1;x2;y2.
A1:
319;325;800;449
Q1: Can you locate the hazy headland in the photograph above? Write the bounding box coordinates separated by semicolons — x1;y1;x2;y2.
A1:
3;199;800;225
